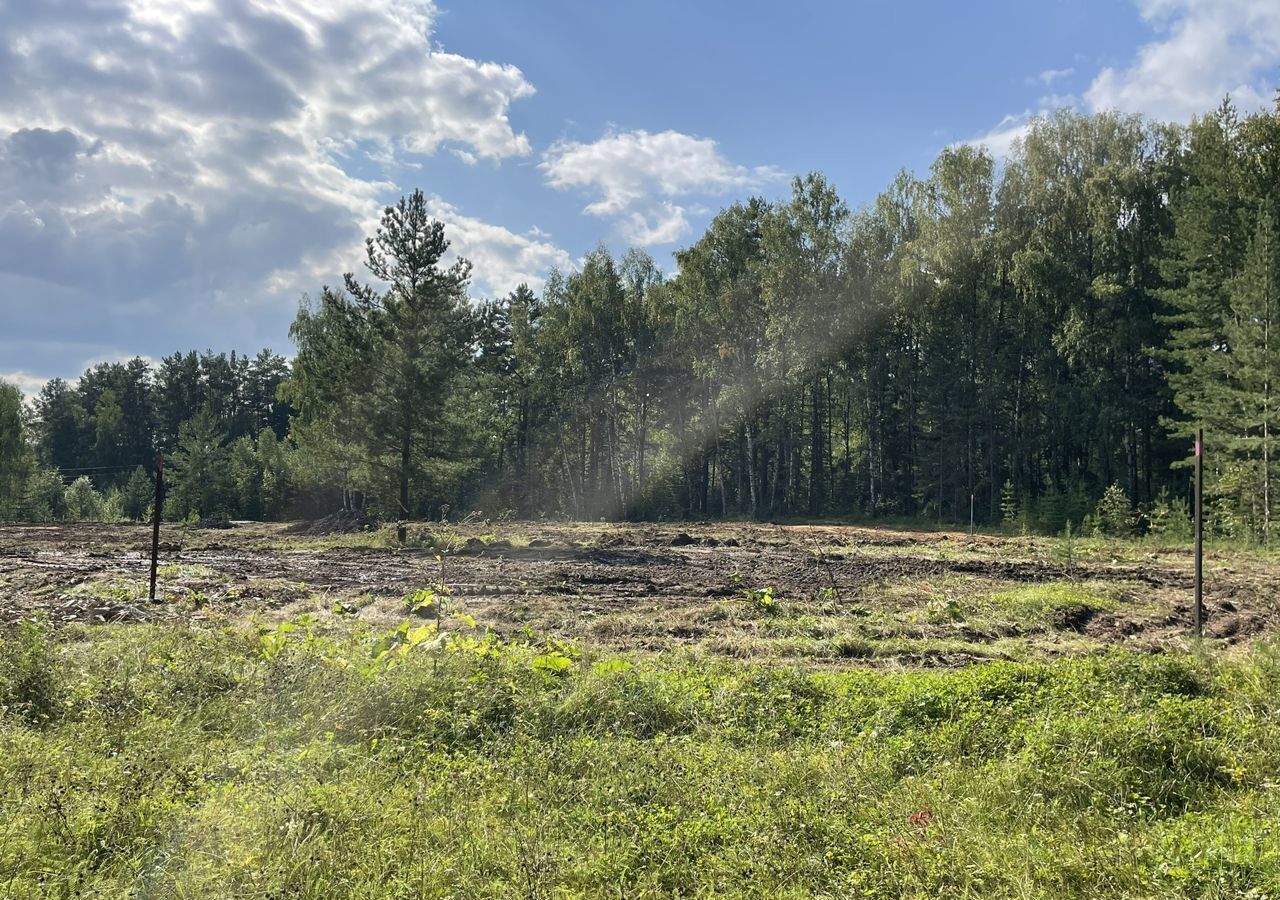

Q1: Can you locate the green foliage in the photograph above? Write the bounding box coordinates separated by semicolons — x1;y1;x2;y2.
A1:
15;101;1280;538
165;408;231;520
289;190;474;523
20;468;66;520
742;585;780;615
0;380;35;518
1095;482;1135;537
0;619;59;722
1053;519;1076;565
999;479;1020;533
1163;106;1280;544
403;587;441;615
5;622;1280;896
120;465;155;521
1148;487;1193;540
63;475;104;521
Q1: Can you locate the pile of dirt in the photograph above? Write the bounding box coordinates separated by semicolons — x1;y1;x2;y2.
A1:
196;516;235;530
287;509;379;536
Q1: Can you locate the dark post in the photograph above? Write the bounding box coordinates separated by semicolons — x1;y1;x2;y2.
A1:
149;453;164;602
1194;428;1204;636
969;493;975;538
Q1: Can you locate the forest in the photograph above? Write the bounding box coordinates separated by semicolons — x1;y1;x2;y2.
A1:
2;101;1278;540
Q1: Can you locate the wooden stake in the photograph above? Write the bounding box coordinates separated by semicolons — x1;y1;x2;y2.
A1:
149;453;164;603
1194;428;1204;637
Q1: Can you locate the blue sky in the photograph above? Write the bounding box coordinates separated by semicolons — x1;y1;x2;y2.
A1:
1;0;1278;393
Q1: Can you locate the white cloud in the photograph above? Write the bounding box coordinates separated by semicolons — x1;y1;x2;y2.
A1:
965;111;1041;159
540;129;783;245
619;203;689;247
1085;0;1280;121
0;0;559;380
969;0;1280;159
1035;67;1076;85
423;197;572;295
0;370;49;399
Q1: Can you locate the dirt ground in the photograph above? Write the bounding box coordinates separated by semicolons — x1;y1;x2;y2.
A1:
1;520;1276;666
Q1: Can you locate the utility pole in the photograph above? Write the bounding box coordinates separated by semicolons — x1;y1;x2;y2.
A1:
149;453;164;603
1194;428;1204;637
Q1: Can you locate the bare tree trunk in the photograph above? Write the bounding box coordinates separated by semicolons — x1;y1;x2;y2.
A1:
562;452;579;518
810;372;824;515
716;409;727;516
397;414;411;543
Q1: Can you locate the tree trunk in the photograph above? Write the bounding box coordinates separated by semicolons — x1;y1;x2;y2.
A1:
397;415;411;544
810;372;824;515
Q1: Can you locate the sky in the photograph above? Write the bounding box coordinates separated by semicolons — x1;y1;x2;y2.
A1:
2;0;1279;395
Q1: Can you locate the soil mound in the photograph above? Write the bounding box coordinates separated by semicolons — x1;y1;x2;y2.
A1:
287;509;379;536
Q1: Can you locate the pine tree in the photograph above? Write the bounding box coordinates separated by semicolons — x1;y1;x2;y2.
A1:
290;190;474;533
166;409;231;520
1223;201;1280;540
120;465;155;521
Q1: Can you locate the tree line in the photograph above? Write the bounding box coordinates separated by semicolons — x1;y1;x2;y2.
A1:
1;101;1277;539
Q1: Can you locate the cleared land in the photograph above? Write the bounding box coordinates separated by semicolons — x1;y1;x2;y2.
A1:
3;522;1280;897
1;520;1275;660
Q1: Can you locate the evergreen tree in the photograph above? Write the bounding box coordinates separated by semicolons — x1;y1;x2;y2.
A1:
1223;202;1280;539
166;409;231;520
120;465;155;522
291;190;474;533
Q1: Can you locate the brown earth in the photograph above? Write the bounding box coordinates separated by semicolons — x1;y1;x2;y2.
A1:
1;520;1276;667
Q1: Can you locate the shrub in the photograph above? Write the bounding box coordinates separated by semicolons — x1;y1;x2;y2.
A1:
1148;487;1192;540
1095;482;1134;537
21;468;66;520
120;465;155;521
0;619;59;723
63;475;104;521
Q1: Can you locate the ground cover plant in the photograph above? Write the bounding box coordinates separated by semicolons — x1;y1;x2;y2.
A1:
2;520;1280;897
3;611;1280;898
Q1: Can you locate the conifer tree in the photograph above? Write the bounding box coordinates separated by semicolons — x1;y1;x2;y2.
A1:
1223;202;1280;539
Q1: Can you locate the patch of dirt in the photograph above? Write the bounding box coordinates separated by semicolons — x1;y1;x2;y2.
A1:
286;509;379;536
1;521;1277;667
196;516;235;530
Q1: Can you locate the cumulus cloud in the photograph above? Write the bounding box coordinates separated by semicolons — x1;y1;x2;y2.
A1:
540;129;783;246
0;370;50;399
1085;0;1280;121
0;0;560;379
423;197;572;294
969;0;1280;158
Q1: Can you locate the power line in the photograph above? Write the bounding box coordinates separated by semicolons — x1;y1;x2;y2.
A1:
51;463;157;484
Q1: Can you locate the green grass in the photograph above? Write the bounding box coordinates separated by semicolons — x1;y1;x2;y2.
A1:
3;618;1280;898
157;562;221;580
65;576;150;603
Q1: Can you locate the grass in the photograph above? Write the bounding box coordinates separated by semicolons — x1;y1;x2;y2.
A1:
3;616;1280;897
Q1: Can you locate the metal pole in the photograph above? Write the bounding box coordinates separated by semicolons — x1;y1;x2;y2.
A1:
1194;428;1204;637
149;453;164;603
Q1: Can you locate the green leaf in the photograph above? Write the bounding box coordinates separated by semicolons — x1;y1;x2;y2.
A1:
532;652;574;673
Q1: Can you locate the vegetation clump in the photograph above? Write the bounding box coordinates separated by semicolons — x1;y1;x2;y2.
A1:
2;619;1279;896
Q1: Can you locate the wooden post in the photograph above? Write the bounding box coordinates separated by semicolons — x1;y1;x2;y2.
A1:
1194;428;1204;637
149;453;164;603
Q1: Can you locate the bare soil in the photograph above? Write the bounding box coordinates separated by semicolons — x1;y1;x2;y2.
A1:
1;521;1276;666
